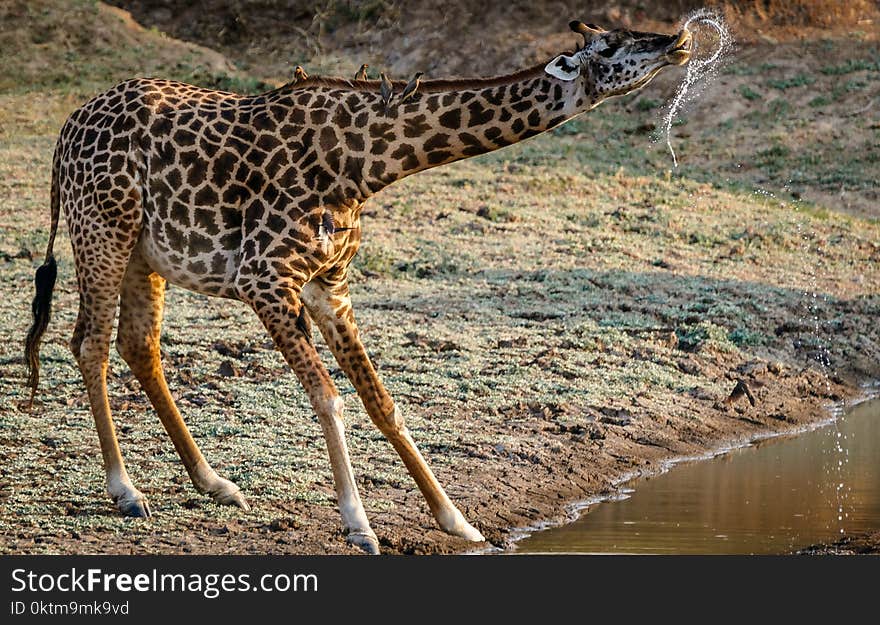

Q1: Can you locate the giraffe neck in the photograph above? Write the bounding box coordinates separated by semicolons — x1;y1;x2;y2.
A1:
357;66;585;195
263;64;589;204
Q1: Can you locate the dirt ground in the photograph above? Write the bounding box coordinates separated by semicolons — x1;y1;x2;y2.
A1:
0;1;878;555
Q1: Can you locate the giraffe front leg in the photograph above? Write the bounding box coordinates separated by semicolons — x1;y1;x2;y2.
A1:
244;283;379;554
302;278;485;544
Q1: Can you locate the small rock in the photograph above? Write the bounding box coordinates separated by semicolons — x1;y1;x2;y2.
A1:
269;518;298;532
737;360;768;377
597;407;632;426
218;360;241;377
768;361;785;375
725;379;756;407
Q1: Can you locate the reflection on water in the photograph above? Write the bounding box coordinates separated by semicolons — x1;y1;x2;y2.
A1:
516;399;880;554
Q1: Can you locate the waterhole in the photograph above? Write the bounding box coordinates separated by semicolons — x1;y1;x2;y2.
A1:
514;397;879;554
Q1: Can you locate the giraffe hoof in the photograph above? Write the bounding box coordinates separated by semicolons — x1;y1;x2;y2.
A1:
198;472;251;511
447;522;485;543
212;488;251;512
117;496;152;518
438;510;485;542
346;530;380;555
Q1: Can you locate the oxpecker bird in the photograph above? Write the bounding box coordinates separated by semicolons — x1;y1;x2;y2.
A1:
399;72;424;104
294;66;308;81
380;72;393;110
355;64;369;81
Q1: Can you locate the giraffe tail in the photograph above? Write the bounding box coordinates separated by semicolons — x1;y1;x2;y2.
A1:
24;142;61;409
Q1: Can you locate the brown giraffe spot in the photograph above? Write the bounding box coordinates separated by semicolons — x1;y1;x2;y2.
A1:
345;156;365;181
344;132;364;152
326;148;343;174
319;127;338;151
172;127;196;147
265;150;288;178
439;109;461;129
245;170;266;193
210;253;226;274
266;212;286;234
369;161;386;179
279;123;298;139
391;144;419;171
187;260;208;274
368;122;395;142
527;110;541;127
467;100;495;126
163;222;184;249
194;208;220;235
257;134;282;152
213;151;238;187
404;115;431;138
289;109;306;125
304;165;332;192
276;167;297;189
253;113;277;133
427;150;453;164
186;158;208;187
333;107;352;127
194;186;219;207
169;202;190;226
424;134;451;150
484;127;503;144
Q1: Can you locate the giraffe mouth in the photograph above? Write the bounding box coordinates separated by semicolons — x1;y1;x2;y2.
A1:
665;30;692;65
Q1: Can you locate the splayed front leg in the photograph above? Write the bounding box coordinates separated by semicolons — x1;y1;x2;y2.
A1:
247;283;380;554
302;278;486;545
381;407;485;542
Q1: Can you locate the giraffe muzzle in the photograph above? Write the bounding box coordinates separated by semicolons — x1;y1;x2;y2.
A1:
666;30;692;65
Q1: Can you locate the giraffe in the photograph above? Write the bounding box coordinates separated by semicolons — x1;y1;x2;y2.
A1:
23;21;692;554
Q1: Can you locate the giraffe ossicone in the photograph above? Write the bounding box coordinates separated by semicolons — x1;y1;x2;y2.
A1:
23;20;691;554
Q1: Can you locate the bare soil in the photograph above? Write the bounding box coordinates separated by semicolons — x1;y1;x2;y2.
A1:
0;1;878;555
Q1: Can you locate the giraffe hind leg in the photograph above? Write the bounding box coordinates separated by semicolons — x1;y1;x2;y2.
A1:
68;236;150;517
116;251;249;510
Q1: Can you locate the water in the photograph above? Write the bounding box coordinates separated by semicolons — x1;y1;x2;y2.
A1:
662;9;734;167
514;398;880;554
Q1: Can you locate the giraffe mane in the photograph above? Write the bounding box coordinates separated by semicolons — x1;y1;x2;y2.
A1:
266;61;550;96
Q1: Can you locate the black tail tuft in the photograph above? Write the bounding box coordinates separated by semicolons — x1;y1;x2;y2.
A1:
24;255;58;408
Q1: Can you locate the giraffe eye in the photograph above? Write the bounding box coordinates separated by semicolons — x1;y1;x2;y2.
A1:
598;46;616;58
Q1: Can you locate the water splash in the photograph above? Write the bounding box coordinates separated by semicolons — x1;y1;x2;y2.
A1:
793;206;850;536
663;9;734;167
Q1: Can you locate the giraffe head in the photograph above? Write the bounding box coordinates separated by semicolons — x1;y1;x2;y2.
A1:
545;21;692;103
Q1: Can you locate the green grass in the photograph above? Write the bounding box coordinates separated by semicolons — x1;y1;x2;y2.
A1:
767;74;816;90
821;58;880;75
739;85;762;101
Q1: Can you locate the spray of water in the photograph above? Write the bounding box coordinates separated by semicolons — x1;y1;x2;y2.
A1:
662;9;733;167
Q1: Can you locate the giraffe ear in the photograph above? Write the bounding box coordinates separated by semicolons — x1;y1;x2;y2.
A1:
544;54;581;81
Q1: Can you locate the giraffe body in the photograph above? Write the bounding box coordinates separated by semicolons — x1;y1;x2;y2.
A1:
24;21;692;553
